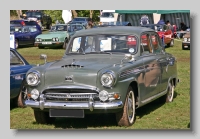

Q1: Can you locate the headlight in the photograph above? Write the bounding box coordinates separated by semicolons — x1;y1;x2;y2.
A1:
26;71;40;86
188;38;190;42
31;89;39;100
36;38;41;42
52;38;56;41
100;71;116;87
184;38;187;42
55;38;59;41
99;90;109;102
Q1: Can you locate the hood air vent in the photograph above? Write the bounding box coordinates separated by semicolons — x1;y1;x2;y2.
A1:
61;64;84;68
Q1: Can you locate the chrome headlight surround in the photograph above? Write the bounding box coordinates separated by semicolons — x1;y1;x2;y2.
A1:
26;71;40;86
100;71;116;88
36;38;42;42
52;37;59;41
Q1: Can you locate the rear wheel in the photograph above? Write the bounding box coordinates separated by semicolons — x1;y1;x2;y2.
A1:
34;110;56;124
116;86;136;126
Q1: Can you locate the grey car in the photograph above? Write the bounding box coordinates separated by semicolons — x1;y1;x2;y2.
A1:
25;26;179;126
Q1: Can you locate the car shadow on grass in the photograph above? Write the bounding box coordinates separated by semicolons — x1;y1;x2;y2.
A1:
32;113;118;129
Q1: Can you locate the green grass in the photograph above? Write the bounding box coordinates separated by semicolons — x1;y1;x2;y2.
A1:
10;39;190;129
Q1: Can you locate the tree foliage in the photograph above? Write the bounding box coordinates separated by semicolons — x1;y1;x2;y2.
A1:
10;10;100;23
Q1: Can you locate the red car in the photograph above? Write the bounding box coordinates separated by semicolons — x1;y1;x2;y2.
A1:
141;24;174;47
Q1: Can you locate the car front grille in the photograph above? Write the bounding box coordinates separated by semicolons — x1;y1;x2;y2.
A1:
42;89;99;102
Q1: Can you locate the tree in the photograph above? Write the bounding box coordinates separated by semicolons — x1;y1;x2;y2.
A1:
90;10;94;18
71;10;77;18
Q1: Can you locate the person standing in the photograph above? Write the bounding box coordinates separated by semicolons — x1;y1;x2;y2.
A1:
86;18;94;29
178;22;188;38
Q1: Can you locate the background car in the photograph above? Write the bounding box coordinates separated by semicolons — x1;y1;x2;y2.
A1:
94;21;132;27
10;20;42;32
70;17;89;27
35;23;85;49
21;10;52;29
182;31;190;50
141;24;174;47
10;25;42;48
10;48;33;107
25;26;179;127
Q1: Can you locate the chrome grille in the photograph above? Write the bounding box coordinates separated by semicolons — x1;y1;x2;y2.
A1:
61;64;84;68
42;89;99;102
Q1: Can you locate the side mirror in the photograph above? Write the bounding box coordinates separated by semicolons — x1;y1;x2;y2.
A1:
40;54;47;63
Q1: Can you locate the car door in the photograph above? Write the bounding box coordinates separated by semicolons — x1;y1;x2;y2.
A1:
22;26;32;45
150;32;169;92
10;50;31;99
29;26;40;44
140;32;162;101
163;25;172;44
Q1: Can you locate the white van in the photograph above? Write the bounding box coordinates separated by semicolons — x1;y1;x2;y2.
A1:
99;10;118;25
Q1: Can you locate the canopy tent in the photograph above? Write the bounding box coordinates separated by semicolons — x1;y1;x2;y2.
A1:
115;10;190;26
115;10;190;14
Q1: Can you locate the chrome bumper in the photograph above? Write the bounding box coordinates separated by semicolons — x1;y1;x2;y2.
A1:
25;94;123;111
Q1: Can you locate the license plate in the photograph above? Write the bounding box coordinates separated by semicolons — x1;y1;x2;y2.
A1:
49;109;84;118
42;42;52;44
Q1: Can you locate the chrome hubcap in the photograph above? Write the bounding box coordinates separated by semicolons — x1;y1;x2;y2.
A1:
127;90;135;123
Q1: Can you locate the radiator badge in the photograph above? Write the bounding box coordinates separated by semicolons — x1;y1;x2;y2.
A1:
65;75;73;82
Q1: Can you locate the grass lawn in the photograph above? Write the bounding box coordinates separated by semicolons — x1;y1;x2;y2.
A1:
10;39;190;129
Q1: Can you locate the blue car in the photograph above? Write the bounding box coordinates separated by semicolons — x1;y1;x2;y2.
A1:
10;20;42;32
10;25;42;48
10;48;33;107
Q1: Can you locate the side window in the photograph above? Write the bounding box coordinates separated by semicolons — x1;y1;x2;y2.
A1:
10;51;23;65
151;34;161;53
30;27;37;32
140;33;153;55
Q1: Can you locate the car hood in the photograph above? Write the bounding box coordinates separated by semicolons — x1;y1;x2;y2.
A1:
43;55;123;87
37;32;66;39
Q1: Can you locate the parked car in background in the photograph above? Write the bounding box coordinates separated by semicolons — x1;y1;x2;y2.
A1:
141;24;174;47
25;26;179;126
70;17;89;27
35;23;85;49
94;21;132;27
21;10;52;29
182;31;190;50
10;20;42;32
10;25;42;48
10;48;33;107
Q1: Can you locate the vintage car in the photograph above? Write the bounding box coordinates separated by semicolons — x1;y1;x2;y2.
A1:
24;26;179;126
10;25;42;48
181;31;190;50
34;23;85;49
10;48;33;107
141;24;174;47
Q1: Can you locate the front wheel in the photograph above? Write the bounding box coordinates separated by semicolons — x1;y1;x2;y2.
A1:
15;39;19;49
16;81;28;108
116;86;136;126
63;38;68;49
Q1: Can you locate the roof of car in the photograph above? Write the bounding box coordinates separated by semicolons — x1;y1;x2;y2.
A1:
72;26;155;37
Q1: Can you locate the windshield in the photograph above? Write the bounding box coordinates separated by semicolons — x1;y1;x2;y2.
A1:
101;12;114;18
66;35;138;54
50;25;67;31
26;11;42;17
